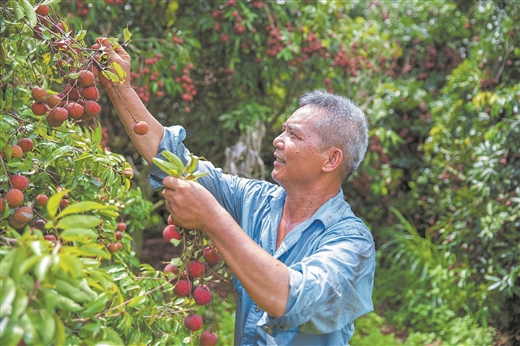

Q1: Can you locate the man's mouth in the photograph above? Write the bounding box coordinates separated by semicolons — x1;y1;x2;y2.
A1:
274;153;285;163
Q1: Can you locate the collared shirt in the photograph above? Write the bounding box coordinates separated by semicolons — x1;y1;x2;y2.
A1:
150;126;376;346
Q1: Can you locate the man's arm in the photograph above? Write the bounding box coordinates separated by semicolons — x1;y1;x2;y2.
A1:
93;38;164;164
162;176;291;318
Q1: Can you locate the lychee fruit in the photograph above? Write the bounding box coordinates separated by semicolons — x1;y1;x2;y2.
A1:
0;197;5;214
9;174;29;190
65;102;84;120
133;121;149;135
107;243;118;252
163;224;181;242
12;206;34;224
115;231;123;240
17;138;34;153
193;284;212;305
203;246;221;266
117;222;127;231
174;279;192;297
63;84;80;100
44;234;56;242
31;102;48;116
5;189;24;208
78;70;95;87
184;313;203;332
8;215;26;229
81;86;99;101
46;94;64;108
199;329;218;346
36;5;50;16
10;145;24;159
59;199;69;209
82;100;101;120
33;218;47;230
31;87;47;102
115;242;123;250
35;194;49;206
164;263;179;275
46;107;69;127
187;260;205;278
123;168;134;179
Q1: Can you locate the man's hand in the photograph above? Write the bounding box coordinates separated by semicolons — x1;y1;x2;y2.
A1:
91;37;132;91
162;176;223;231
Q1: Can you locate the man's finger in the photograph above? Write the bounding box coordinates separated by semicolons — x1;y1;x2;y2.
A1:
162;176;178;189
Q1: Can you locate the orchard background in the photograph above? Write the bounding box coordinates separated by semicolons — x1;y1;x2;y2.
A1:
1;0;519;345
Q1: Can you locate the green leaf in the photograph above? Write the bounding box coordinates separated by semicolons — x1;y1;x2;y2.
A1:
102;70;120;83
47;189;70;219
0;277;16;318
60;228;98;243
123;26;132;44
56;215;102;229
20;0;37;27
35;255;52;281
11;287;28;320
152;157;181;177
54;293;83;312
76;244;111;260
80;292;110;317
53;314;66;346
161;150;185;170
112;62;126;81
44;146;75;169
127;295;147;308
54;279;93;303
11;0;24;20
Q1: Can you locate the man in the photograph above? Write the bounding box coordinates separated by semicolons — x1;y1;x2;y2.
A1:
95;38;375;345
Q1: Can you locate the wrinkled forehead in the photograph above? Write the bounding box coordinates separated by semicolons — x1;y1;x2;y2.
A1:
286;105;325;125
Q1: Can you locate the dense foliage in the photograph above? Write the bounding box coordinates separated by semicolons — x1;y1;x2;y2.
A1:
1;0;519;345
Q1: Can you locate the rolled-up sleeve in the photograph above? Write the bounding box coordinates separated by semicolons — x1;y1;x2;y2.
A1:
259;229;375;334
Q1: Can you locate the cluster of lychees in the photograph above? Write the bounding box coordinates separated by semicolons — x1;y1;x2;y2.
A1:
30;69;102;127
162;215;220;345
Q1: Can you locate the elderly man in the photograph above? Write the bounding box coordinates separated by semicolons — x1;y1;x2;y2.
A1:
96;38;375;345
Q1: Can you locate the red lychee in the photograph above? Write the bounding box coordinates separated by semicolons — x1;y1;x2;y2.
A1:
17;138;34;153
203;246;221;266
12;206;33;224
174;279;192;297
63;84;80;101
0;198;5;214
9;174;28;190
81;86;99;101
5;189;24;208
117;222;127;231
10;145;24;159
33;218;47;230
133;121;149;135
116;242;123;250
123;168;134;178
36;5;50;16
82;100;101;120
31;102;48;116
59;198;69;209
31;87;48;102
164;263;179;275
163;225;181;242
46;94;64;108
8;215;26;229
184;313;203;332
65;102;84;120
193;284;212;305
46;107;69;127
107;243;118;252
44;234;56;242
187;260;205;278
115;231;123;240
78;70;96;87
199;329;218;346
35;194;49;206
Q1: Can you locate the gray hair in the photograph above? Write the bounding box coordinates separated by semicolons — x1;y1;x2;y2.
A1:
299;89;369;180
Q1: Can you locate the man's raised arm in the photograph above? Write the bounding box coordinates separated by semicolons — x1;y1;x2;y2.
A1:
93;37;164;164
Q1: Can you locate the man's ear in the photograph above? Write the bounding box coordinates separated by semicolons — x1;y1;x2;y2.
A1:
322;147;343;173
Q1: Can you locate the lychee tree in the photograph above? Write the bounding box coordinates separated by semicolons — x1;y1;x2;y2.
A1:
1;1;230;345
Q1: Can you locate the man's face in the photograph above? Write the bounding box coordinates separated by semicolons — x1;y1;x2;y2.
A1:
271;106;328;187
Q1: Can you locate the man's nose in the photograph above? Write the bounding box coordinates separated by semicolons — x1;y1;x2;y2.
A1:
273;134;284;149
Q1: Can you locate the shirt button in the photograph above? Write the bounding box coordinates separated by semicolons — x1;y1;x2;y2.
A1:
255;307;260;313
264;326;273;335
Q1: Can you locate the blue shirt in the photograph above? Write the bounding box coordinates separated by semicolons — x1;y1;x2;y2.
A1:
150;126;376;345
